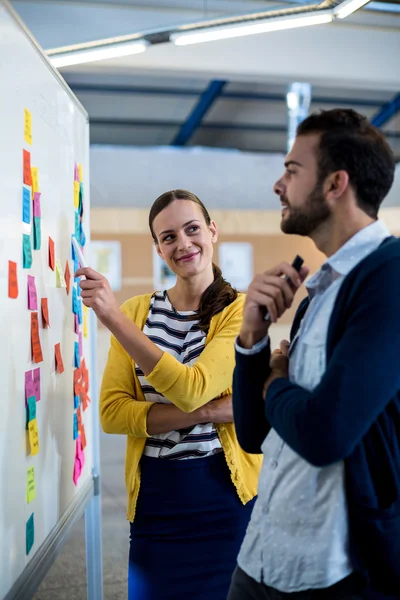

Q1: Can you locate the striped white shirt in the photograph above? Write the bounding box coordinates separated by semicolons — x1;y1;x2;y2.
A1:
139;291;223;460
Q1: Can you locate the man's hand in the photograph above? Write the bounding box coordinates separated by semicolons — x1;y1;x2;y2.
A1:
197;396;233;424
238;262;309;349
263;340;290;399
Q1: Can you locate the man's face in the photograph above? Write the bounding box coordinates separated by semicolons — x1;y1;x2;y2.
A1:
274;133;331;236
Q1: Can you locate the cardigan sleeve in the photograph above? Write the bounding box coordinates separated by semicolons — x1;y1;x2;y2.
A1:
265;258;400;467
144;295;244;412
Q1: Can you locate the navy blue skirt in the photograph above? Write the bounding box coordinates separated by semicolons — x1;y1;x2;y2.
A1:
128;452;255;600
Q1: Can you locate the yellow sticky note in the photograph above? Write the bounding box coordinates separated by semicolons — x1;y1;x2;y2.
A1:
74;181;80;208
55;260;67;288
27;467;36;503
31;167;39;195
28;419;40;456
83;304;88;338
78;164;83;182
24;109;32;145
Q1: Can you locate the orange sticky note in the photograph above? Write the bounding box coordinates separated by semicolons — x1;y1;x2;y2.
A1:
80;424;87;450
8;261;18;298
23;149;32;186
74;368;82;396
31;312;43;363
41;298;50;328
48;237;55;271
55;343;64;374
65;261;71;295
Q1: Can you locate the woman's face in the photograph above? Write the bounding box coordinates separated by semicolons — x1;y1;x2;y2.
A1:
152;200;218;280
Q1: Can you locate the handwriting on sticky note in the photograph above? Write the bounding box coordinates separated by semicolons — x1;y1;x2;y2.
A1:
33;368;41;402
23;149;32;186
55;260;66;288
26;513;34;555
33;192;41;217
41;297;50;328
22;187;31;224
27;396;36;421
55;343;64;374
25;371;34;402
33;216;41;250
28;419;40;456
27;467;36;503
24;109;32;145
27;275;38;310
31;312;43;363
48;237;55;270
74;180;80;208
31;167;39;195
23;234;32;269
65;261;71;295
8;261;18;298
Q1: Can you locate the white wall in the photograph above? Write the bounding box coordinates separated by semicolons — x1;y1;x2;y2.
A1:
90;145;400;210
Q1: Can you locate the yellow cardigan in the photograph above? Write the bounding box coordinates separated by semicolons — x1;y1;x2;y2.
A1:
99;292;262;522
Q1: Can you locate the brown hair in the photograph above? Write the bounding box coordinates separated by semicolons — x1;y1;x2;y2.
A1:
149;189;238;332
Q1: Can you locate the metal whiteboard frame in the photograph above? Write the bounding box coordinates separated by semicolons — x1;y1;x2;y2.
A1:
1;2;103;599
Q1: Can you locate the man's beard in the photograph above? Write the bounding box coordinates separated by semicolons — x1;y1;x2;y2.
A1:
280;181;331;236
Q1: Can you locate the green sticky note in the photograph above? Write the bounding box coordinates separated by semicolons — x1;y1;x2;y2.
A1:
27;467;36;503
23;234;32;268
75;212;80;238
33;217;41;250
27;396;36;421
26;513;34;555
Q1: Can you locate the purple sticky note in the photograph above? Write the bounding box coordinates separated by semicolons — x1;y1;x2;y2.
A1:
74;163;79;182
74;314;79;334
33;368;40;402
33;192;41;217
27;276;38;310
25;371;34;404
78;332;83;357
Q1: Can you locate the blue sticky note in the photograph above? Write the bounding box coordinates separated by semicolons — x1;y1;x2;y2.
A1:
74;395;80;409
23;234;32;268
74;255;79;282
22;187;31;224
73;413;79;440
27;395;36;421
71;237;76;261
26;513;34;555
77;299;82;325
80;227;86;248
72;286;78;314
79;182;84;215
74;342;80;368
33;216;41;250
75;212;80;239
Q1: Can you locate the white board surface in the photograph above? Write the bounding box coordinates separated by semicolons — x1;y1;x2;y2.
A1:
0;3;93;598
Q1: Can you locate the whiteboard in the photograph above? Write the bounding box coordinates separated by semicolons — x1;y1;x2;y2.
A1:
0;3;94;598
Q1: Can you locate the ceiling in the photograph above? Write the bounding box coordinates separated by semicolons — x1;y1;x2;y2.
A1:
11;0;400;158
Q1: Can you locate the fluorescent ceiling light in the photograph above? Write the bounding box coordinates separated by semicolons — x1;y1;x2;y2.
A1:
334;0;371;18
171;12;333;46
49;40;149;68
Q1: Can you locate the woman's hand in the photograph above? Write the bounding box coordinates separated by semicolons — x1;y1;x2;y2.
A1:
75;268;121;328
263;340;290;399
197;395;233;424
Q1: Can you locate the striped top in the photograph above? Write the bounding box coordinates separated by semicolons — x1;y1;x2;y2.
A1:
139;291;223;460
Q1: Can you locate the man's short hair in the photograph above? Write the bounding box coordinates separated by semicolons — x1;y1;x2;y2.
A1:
297;109;395;218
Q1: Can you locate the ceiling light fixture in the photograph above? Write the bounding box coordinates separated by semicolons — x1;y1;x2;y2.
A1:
49;40;149;68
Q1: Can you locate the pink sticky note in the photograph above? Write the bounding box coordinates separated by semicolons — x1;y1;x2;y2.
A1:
33;192;41;217
33;368;41;402
73;456;81;486
25;371;34;404
78;332;83;357
27;276;38;310
76;437;85;469
74;314;79;334
74;163;79;182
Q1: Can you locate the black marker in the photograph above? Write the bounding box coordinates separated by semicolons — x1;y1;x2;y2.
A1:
264;255;304;322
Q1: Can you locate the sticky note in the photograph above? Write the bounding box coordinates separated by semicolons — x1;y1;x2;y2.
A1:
33;216;41;250
77;300;82;325
78;332;83;358
28;419;39;456
74;181;80;208
74;368;82;396
74;162;79;181
26;514;34;555
76;406;82;429
24;109;32;145
81;358;89;392
75;212;80;239
27;467;36;503
41;298;50;328
27;396;36;422
23;149;32;186
80;424;87;450
82;392;90;411
22;186;31;224
83;305;88;338
80;228;86;248
78;164;83;182
31;312;43;363
77;436;85;467
25;371;34;402
65;261;71;295
8;261;18;298
27;275;38;310
31;167;39;194
33;192;41;217
33;368;40;402
79;183;84;215
48;237;55;270
74;395;80;409
73;456;81;486
73;413;79;440
72;286;78;314
55;342;64;374
23;234;32;269
74;342;80;368
55;260;66;288
74;313;79;334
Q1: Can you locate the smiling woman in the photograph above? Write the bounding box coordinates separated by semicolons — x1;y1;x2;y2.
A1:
84;189;262;600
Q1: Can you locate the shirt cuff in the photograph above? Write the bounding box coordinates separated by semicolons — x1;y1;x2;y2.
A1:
235;335;270;355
